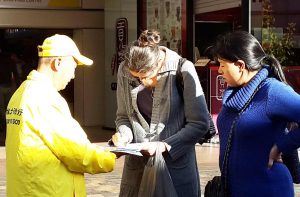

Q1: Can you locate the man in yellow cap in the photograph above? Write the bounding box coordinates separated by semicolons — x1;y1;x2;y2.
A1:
5;34;116;197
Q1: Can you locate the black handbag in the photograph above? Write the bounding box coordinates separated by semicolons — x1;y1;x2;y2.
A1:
204;82;263;197
198;114;217;144
204;176;224;197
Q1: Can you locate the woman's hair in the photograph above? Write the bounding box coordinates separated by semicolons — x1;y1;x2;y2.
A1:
212;31;287;83
124;29;161;73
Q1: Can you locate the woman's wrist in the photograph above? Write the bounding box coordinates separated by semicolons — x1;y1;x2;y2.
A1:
162;142;171;152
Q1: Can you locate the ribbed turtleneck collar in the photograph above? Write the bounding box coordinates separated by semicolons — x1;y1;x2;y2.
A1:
222;67;269;111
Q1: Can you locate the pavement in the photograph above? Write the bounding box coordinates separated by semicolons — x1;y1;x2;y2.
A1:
0;143;220;197
0;127;300;197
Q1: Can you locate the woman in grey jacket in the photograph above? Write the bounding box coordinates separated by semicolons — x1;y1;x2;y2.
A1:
112;30;209;197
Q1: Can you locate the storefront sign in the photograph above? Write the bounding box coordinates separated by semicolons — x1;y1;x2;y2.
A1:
0;0;81;9
111;17;128;76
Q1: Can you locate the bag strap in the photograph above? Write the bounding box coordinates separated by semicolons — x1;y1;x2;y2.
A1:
221;82;263;195
176;58;186;100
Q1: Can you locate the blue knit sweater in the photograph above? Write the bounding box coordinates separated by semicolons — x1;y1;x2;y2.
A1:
217;67;300;197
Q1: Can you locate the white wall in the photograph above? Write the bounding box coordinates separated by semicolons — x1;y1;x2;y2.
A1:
104;0;137;128
73;29;105;126
194;0;241;14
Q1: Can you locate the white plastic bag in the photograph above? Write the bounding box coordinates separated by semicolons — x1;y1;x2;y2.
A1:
138;143;178;197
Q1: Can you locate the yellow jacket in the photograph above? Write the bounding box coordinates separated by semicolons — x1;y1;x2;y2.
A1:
6;70;116;197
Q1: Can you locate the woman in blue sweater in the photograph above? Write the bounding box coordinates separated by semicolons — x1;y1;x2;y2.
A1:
212;31;300;196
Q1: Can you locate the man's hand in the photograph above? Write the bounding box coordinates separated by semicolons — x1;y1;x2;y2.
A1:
111;133;129;147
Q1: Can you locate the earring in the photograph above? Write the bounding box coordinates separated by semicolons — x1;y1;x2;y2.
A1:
57;58;61;66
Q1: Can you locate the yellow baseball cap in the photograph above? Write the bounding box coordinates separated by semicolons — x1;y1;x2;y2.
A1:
37;34;93;66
